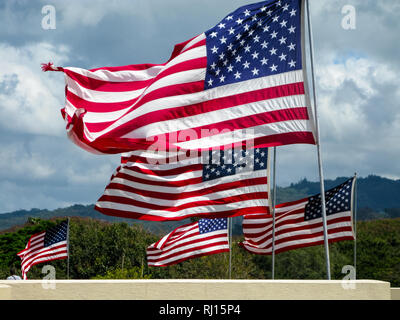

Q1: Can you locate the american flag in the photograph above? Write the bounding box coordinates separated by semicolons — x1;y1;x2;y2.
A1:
95;147;270;221
45;0;316;154
240;178;356;255
147;218;229;267
17;221;69;280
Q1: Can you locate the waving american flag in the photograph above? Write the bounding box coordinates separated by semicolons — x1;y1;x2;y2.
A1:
45;0;315;154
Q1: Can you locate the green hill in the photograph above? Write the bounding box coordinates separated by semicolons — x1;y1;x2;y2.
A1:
1;217;399;286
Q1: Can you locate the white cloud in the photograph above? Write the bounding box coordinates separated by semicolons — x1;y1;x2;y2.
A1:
0;42;69;136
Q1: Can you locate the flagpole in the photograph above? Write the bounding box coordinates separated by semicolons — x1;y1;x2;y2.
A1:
228;217;233;279
271;147;277;280
353;173;358;279
305;0;331;280
66;217;70;280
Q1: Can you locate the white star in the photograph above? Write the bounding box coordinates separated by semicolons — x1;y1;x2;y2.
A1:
251;68;260;76
234;71;241;79
218;23;226;29
228;27;235;35
251;14;258;22
210;62;217;70
261;6;267;12
220;36;227;44
210;31;218;38
211;46;219;54
235;55;242;63
236;33;242;40
288;43;296;51
236;18;244;25
279;36;287;44
270;64;278;72
272;15;279;23
208;79;214;86
290;9;297;17
279;53;287;61
244;24;250;31
266;10;273;16
240;39;246;46
248;29;255;36
280;20;288;28
227;64;234;72
227;43;233;51
261;57;268;65
283;3;289;11
226;15;233;21
270;31;278;39
253;35;260;43
244;44;251;53
269;47;277;55
243;61;250;69
288;25;296;33
219;52;225;60
261;41;269;49
252;51;259;59
244;9;251;16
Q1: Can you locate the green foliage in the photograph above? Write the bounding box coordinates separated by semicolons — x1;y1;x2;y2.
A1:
1;217;399;287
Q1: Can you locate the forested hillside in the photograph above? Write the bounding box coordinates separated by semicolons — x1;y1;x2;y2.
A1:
1;217;399;286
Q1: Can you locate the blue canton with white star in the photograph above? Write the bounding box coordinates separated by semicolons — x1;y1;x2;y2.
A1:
44;220;68;247
205;0;302;89
202;147;268;181
305;178;354;221
199;218;228;234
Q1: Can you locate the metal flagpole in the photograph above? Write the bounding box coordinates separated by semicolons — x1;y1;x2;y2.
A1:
228;217;233;279
353;173;358;279
271;147;277;280
305;0;331;280
66;217;71;280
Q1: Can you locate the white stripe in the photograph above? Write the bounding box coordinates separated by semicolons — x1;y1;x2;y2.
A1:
147;231;228;260
118;70;304;139
108;168;268;194
148;244;229;266
181;33;206;53
66;75;145;103
135;94;306;138
65;66;164;82
97;198;267;218
103;184;268;208
118;166;203;182
175;119;314;149
21;242;68;269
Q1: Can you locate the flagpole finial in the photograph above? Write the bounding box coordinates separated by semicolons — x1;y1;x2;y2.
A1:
41;62;63;72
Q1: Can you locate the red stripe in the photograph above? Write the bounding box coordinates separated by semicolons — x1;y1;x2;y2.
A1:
21;243;68;266
164;107;311;143
244;216;353;245
102;176;268;200
122;163;203;177
65;57;207;93
95;205;268;222
106;82;305;137
99;192;269;212
148;248;229;267
22;251;68;273
82;80;206;133
148;233;227;256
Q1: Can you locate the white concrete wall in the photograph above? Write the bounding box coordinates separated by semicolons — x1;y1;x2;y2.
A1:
0;280;392;300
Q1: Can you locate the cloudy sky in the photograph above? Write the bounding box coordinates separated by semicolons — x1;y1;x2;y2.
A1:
0;0;398;213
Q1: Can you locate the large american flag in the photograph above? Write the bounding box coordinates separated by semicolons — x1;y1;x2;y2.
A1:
95;147;270;221
45;0;316;154
147;218;229;267
240;178;356;255
17;221;69;280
